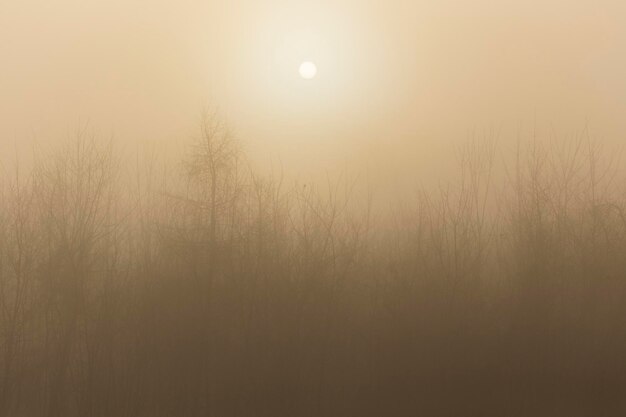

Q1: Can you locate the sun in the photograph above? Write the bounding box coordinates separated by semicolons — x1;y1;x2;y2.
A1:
299;61;317;79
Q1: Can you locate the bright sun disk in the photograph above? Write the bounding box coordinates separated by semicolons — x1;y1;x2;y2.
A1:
299;61;317;79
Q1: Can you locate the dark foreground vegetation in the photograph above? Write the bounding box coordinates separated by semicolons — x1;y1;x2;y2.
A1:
1;120;626;416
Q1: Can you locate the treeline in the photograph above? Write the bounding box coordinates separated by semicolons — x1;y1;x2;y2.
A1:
1;120;626;416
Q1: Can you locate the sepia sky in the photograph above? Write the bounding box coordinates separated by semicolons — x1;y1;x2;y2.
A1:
1;0;625;178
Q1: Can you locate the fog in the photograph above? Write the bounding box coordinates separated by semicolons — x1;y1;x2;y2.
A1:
2;0;625;176
2;2;626;416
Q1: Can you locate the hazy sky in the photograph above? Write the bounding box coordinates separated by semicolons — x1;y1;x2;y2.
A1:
2;0;625;178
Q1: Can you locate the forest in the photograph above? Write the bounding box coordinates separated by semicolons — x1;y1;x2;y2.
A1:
1;118;626;416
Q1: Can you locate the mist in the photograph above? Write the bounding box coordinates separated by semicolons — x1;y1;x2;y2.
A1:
2;1;626;416
2;0;625;172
